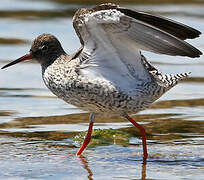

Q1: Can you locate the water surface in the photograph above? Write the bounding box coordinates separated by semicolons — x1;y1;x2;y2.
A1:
0;0;204;179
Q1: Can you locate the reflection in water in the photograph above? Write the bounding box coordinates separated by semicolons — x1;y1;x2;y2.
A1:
78;155;93;180
78;155;147;180
141;163;146;180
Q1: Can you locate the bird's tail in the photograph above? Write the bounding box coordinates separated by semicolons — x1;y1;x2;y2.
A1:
151;71;190;88
141;53;190;88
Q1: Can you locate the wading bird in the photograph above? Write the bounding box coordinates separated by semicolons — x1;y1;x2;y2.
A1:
2;3;202;162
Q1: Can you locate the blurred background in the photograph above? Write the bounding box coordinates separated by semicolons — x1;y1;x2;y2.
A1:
0;0;204;179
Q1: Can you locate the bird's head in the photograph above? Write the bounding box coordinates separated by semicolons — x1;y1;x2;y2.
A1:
1;33;65;69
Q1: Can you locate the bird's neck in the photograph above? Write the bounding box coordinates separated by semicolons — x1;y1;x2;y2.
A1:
41;52;69;72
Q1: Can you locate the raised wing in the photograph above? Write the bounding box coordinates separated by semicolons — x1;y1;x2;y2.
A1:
73;3;201;57
72;3;202;90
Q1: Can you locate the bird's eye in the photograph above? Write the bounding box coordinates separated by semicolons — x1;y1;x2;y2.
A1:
41;45;48;52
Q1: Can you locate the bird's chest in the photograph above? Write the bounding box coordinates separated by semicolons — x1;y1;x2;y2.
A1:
43;66;81;100
42;66;113;110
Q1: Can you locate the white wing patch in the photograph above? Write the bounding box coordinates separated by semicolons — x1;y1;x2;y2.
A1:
76;9;153;92
87;9;121;24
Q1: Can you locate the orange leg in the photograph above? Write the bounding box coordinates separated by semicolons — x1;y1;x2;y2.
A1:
122;113;148;162
76;113;95;155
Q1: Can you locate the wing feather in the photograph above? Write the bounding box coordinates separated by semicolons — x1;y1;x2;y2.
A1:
73;3;202;58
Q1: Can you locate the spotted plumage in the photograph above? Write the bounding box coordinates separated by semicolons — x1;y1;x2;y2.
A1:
2;3;202;160
140;54;190;88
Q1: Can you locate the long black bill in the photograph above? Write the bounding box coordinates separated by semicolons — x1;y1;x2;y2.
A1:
1;53;32;69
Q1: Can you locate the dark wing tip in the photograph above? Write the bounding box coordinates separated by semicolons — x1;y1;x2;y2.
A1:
169;45;202;58
1;65;6;69
190;49;202;58
185;44;202;58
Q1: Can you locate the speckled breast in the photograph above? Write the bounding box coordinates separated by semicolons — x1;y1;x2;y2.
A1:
42;65;165;115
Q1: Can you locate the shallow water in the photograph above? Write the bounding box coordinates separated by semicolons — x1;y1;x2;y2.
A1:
0;0;204;179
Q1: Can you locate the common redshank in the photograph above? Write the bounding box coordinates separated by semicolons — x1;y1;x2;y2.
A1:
2;3;202;162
